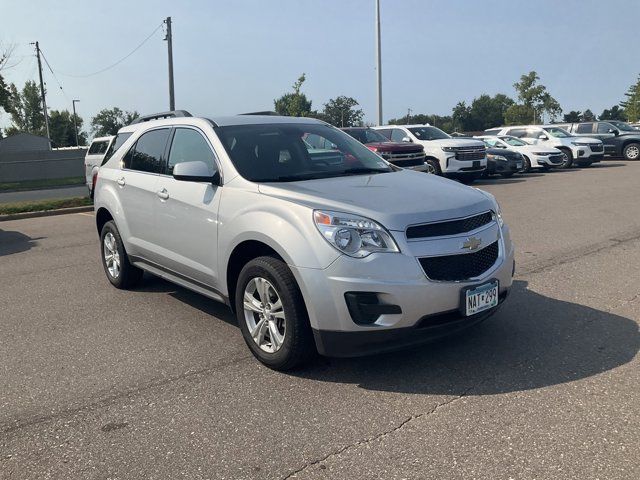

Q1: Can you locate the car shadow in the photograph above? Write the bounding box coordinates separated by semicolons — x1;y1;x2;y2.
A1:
0;229;43;257
136;274;237;327
475;178;528;185
289;280;639;396
588;162;626;168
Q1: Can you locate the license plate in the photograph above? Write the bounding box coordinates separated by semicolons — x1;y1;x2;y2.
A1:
463;281;499;316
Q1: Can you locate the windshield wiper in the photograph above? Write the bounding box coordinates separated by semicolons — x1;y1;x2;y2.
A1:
341;167;390;176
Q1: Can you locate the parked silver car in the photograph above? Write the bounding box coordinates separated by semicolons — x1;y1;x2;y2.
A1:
94;112;515;370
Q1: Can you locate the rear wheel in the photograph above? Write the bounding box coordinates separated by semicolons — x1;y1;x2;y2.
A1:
558;148;573;169
235;256;315;370
623;142;640;160
521;156;532;173
100;221;143;289
424;158;442;175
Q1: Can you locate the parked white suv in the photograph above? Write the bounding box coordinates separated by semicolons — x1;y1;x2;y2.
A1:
484;125;603;168
94;112;514;370
475;135;565;172
84;136;114;197
373;124;487;182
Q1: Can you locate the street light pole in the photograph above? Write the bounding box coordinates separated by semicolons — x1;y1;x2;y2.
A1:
375;0;382;126
72;99;80;147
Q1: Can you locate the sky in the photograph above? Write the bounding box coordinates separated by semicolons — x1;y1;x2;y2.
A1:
1;0;638;135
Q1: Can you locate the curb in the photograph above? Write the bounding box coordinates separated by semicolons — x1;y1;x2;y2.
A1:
0;206;94;222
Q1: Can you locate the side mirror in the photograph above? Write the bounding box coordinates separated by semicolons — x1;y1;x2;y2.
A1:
173;161;220;184
609;128;619;136
401;136;412;143
539;135;548;141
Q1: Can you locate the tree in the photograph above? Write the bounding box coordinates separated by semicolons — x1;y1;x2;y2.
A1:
320;96;363;127
451;101;472;131
91;107;139;136
580;109;596;121
467;94;514;131
600;105;627;121
504;104;535;125
512;71;562;122
273;74;312;117
563;111;582;122
0;44;14;114
7;80;46;135
49;109;87;147
620;74;640;122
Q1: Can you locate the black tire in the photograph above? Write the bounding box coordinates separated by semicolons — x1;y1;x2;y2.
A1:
100;220;143;289
623;142;640;161
521;156;532;173
577;160;593;167
540;164;551;172
558;148;573;169
500;172;515;178
425;158;442;175
235;256;315;371
458;172;482;184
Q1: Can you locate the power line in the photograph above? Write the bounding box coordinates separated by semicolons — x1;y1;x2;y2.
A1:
39;48;71;103
54;23;163;78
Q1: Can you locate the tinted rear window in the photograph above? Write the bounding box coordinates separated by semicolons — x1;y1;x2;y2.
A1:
123;129;170;174
88;141;109;155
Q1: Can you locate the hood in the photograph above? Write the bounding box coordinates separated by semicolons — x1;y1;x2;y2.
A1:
516;144;562;154
570;136;601;144
257;170;493;231
366;142;423;153
417;138;485;148
486;147;522;159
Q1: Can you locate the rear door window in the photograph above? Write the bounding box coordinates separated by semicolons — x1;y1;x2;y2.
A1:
102;132;133;165
123;129;170;174
576;123;594;134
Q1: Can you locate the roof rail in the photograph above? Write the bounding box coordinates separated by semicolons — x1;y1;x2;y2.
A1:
239;111;280;116
130;110;192;124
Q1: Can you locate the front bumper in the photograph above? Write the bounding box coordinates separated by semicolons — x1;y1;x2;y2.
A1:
291;222;515;357
313;289;509;357
486;159;521;175
442;154;487;174
571;146;604;163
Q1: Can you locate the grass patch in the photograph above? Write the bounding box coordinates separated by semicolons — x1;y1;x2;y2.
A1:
0;196;92;215
0;176;85;192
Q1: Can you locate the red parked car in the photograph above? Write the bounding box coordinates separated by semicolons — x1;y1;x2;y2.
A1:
342;127;429;172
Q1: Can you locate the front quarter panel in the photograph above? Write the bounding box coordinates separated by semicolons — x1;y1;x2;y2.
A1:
217;182;341;296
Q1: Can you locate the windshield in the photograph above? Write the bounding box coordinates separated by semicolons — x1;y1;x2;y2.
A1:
500;135;528;147
408;126;450;141
608;121;638;132
216;123;393;182
344;128;390;144
544;127;572;138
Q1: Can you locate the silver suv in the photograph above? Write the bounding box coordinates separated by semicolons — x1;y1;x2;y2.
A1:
94;111;515;370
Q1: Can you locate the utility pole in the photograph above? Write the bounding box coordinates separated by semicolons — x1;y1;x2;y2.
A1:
375;0;382;126
164;16;175;111
406;108;412;125
33;41;51;147
72;99;80;147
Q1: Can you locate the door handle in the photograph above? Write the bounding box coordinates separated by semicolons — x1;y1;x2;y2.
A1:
116;177;125;187
157;188;169;200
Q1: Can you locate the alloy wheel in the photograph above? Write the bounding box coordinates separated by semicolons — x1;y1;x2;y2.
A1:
243;277;286;353
103;232;121;279
625;145;639;160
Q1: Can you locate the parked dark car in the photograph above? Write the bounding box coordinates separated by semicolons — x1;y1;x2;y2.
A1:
341;127;429;172
485;147;523;178
557;121;640;160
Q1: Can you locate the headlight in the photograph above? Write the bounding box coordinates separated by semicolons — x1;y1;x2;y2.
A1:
571;142;597;147
441;146;456;152
532;151;550;156
313;210;399;258
487;154;507;162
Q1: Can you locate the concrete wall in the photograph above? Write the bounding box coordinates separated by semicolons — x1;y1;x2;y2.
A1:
0;149;88;182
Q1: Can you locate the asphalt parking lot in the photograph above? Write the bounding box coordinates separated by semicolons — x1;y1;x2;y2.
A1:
1;162;639;479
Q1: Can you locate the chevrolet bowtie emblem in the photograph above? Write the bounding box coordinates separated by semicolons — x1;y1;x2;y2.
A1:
462;236;482;251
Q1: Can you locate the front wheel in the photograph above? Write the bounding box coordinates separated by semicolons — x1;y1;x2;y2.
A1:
623;143;640;160
500;172;515;178
558;148;573;169
424;158;442;175
235;256;315;370
521;156;532;173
